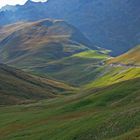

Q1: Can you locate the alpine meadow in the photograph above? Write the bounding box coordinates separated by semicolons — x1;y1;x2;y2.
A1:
0;1;140;140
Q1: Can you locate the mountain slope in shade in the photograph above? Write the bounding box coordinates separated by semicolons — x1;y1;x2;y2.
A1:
0;64;75;105
108;45;140;65
0;0;140;55
0;19;95;67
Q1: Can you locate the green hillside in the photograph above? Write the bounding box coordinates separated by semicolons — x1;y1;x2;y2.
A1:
0;78;139;140
85;46;140;89
30;50;109;85
108;45;140;65
0;64;75;105
85;66;140;89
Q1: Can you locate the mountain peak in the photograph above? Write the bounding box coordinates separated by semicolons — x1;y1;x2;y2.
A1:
0;4;17;12
25;0;48;5
25;0;35;5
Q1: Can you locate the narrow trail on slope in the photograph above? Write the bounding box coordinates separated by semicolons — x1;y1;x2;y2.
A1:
109;63;140;68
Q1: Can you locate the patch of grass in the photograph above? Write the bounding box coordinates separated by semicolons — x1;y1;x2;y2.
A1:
72;50;108;59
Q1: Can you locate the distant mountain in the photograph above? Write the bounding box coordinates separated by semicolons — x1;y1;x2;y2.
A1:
108;45;140;65
0;64;74;105
0;5;17;12
0;0;140;55
0;19;94;66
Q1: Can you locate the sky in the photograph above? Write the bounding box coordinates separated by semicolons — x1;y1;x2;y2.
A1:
0;0;47;8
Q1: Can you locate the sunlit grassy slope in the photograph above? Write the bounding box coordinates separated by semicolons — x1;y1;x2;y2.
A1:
108;45;140;65
84;46;140;89
0;77;139;140
85;66;140;89
0;64;75;105
72;50;108;59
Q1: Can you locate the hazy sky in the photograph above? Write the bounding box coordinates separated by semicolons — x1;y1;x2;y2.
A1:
0;0;47;8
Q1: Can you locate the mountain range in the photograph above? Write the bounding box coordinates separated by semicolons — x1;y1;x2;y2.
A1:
0;19;94;65
0;0;140;55
0;19;108;85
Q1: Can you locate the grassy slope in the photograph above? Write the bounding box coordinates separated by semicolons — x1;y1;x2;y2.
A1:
72;50;108;59
30;50;109;85
0;22;30;42
0;78;139;140
108;45;140;65
85;66;140;89
85;46;140;89
0;64;75;105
